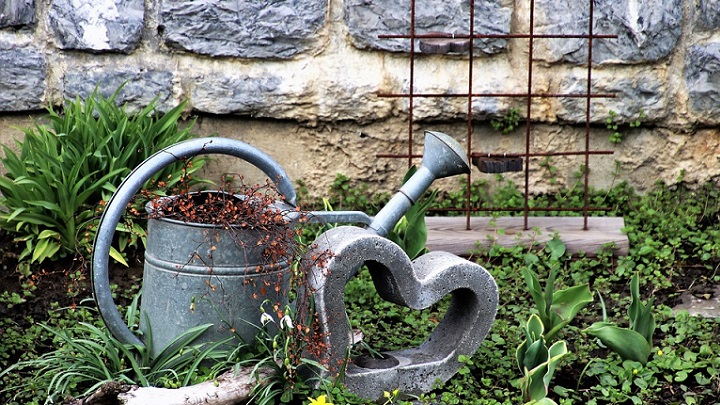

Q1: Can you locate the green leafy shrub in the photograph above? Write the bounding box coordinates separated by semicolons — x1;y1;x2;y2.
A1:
0;87;204;266
0;296;239;403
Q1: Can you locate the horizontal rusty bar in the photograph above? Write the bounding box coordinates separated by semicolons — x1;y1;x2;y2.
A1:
379;33;617;40
377;92;616;99
377;153;424;159
472;151;614;158
430;206;612;213
379;150;614;159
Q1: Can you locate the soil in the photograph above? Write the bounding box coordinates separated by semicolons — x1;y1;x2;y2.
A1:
0;230;144;329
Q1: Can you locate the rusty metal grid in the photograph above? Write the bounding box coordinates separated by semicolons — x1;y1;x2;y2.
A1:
376;0;618;231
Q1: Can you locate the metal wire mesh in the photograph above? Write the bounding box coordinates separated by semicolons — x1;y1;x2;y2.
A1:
376;0;618;231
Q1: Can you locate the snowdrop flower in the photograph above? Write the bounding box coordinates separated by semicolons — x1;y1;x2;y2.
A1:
279;314;293;330
260;312;274;326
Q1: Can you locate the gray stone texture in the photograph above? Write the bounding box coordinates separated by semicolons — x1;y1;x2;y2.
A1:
0;0;35;28
685;43;720;119
557;70;666;123
535;0;682;64
63;69;174;112
697;0;720;30
191;74;293;115
159;0;326;58
48;0;144;53
344;0;512;55
0;48;46;111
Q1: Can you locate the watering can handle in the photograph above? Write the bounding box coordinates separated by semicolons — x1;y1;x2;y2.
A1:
91;137;297;347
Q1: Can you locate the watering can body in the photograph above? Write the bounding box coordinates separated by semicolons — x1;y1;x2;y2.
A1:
140;201;292;356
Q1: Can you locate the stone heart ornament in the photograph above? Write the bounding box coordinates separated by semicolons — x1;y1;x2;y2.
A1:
300;226;498;399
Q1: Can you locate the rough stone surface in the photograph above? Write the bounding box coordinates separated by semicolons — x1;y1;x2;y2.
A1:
344;0;512;55
48;0;144;53
159;0;326;58
0;48;45;111
63;69;174;112
0;0;35;28
556;69;667;123
673;286;720;318
685;43;720;120
301;226;498;399
697;0;720;31
191;73;292;116
535;0;682;64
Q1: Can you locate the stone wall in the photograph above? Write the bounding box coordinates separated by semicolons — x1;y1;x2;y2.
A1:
0;0;718;197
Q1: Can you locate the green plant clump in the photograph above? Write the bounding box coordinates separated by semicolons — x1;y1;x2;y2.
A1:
0;87;204;267
491;108;522;135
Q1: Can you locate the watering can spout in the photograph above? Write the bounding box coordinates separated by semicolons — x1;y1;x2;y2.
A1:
369;131;469;237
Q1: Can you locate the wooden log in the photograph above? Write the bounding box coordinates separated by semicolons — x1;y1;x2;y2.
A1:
67;367;273;405
425;216;628;257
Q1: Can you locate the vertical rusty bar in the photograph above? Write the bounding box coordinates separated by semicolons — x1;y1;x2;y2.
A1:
466;0;475;230
523;0;536;230
408;0;416;168
583;0;594;230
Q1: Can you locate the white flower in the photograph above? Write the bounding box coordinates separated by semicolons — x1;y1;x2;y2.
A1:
279;314;293;330
260;312;274;326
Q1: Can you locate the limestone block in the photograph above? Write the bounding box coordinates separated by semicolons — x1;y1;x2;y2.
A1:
556;69;666;123
191;73;298;116
344;0;511;55
685;43;720;122
48;0;144;53
535;0;682;64
159;1;325;58
190;68;395;124
63;69;174;112
697;0;720;31
0;0;35;28
0;48;46;111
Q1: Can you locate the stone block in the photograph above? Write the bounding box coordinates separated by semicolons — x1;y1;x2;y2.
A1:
0;0;35;28
159;0;325;58
685;43;720;120
535;0;682;64
191;74;287;115
696;0;720;31
48;0;144;53
344;0;511;55
63;69;174;112
556;69;666;123
0;48;46;111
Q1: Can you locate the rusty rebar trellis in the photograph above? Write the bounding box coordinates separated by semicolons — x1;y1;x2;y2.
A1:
376;0;618;232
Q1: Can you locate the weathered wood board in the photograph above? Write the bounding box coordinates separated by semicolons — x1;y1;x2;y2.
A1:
425;216;628;257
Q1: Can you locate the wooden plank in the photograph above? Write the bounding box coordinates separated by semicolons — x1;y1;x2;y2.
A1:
425;216;628;257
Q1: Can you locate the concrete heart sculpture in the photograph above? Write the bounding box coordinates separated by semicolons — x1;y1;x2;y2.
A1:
301;226;498;399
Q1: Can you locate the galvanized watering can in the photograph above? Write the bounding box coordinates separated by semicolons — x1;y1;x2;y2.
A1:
91;131;471;356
